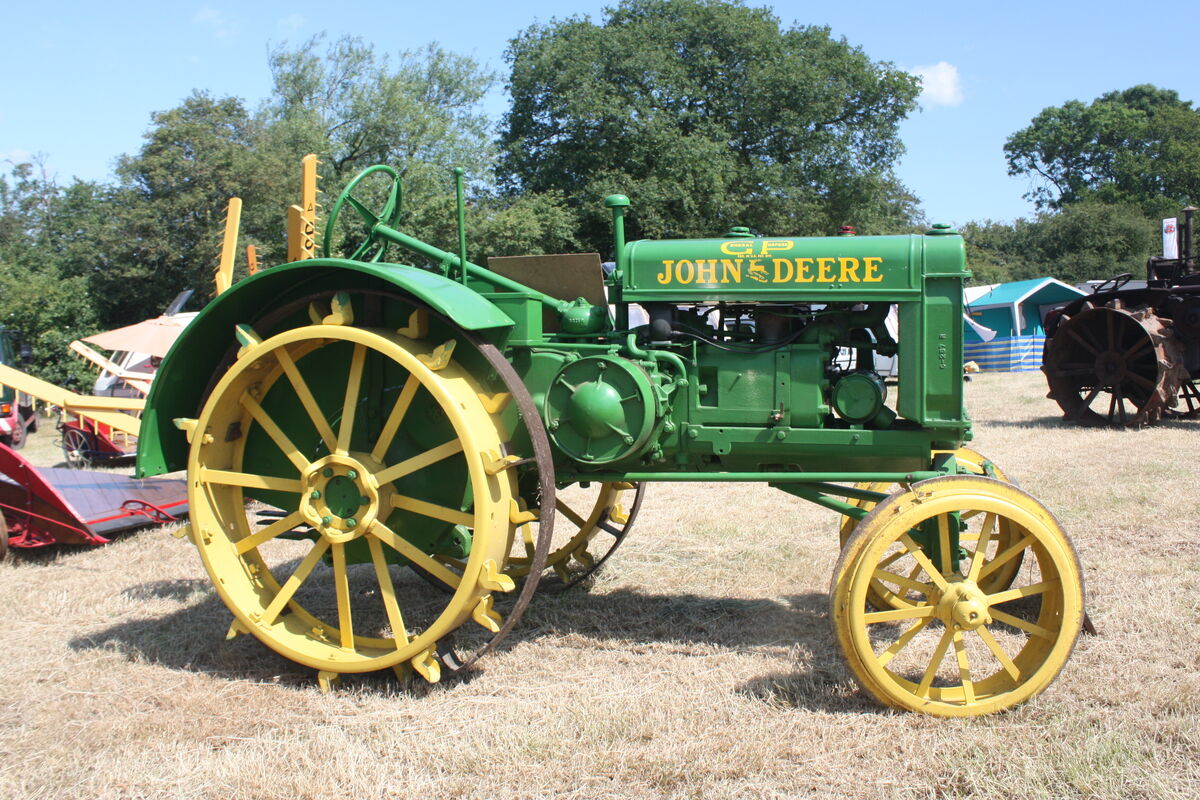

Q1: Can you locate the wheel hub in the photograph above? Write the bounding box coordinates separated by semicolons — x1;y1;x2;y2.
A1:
936;580;992;631
1094;350;1127;384
299;453;386;543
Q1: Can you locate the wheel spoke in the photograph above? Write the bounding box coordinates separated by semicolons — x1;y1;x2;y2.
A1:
1074;386;1103;417
967;512;996;581
977;625;1022;681
1066;326;1098;356
240;393;311;473
1127;372;1155;391
952;631;975;704
899;533;951;591
916;627;955;698
978;533;1033;580
367;536;409;647
876;617;931;667
392;494;474;527
991;608;1056;640
261;539;331;625
374;438;465;486
345;194;377;226
937;513;955;575
334;343;367;455
873;568;934;597
1116;386;1128;424
1123;336;1151;360
236;510;306;554
199;467;302;494
370;374;419;462
876;550;907;570
369;520;462;590
275;348;338;452
863;604;937;624
554;498;588;530
331;542;355;649
987;579;1059;605
1047;361;1094;377
520;525;537;560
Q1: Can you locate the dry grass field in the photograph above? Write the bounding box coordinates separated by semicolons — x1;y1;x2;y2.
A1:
2;372;1198;799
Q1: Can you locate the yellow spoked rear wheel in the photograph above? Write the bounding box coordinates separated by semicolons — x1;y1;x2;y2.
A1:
831;475;1084;716
189;322;515;680
837;448;1021;610
505;481;645;590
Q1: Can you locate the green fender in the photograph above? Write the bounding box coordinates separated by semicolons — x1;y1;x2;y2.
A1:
135;258;514;477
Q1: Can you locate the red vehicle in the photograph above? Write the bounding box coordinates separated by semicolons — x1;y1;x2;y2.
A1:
0;441;187;559
0;330;36;449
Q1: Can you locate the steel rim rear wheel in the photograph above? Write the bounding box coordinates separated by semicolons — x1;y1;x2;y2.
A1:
1044;306;1185;426
189;321;516;678
506;480;645;590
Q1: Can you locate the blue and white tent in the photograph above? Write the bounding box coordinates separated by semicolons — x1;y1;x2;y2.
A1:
964;278;1088;372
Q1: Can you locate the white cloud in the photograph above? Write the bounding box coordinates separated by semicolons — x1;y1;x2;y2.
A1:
911;62;964;108
192;5;238;41
0;149;33;165
277;13;306;33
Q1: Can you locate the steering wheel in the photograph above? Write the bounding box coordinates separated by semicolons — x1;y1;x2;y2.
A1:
1091;272;1132;294
322;165;405;261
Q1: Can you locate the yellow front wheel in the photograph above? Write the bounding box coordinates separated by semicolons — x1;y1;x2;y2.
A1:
831;475;1084;716
838;448;1021;611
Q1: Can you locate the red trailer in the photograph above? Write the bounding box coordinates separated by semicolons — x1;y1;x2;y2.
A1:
0;443;187;558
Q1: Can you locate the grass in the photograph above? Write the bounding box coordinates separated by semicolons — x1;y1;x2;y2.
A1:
2;372;1199;799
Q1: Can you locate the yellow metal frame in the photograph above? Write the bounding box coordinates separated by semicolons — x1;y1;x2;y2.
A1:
286;154;321;262
214;197;242;296
0;364;142;437
67;340;154;396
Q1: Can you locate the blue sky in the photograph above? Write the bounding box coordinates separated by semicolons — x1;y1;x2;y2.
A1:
2;1;1196;226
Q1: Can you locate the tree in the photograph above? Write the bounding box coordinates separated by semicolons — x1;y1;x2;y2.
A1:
0;160;60;272
0;162;101;384
97;92;293;324
960;202;1158;287
268;36;494;181
266;35;500;258
499;0;922;252
1005;85;1200;213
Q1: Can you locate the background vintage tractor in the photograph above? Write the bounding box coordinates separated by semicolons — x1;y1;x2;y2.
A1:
1043;206;1200;425
136;164;1085;717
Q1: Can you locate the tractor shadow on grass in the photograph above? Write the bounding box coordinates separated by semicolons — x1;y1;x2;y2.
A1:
520;586;876;713
975;415;1074;430
68;574;870;711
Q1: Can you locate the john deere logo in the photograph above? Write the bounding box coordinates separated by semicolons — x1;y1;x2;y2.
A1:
654;241;885;286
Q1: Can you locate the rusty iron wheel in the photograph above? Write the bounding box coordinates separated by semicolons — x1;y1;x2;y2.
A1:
1043;305;1186;426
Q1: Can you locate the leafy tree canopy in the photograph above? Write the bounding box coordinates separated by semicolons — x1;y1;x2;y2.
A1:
499;0;922;251
961;201;1158;287
266;35;495;184
1005;85;1200;214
